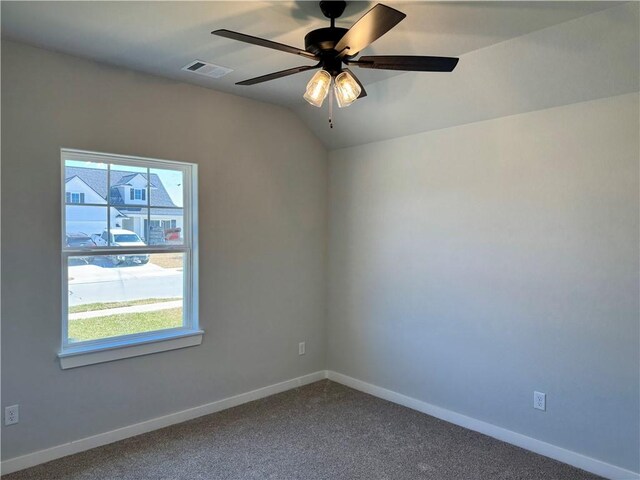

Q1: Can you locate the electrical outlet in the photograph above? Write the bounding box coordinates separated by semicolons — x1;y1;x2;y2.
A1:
298;342;306;356
534;391;546;411
5;405;19;426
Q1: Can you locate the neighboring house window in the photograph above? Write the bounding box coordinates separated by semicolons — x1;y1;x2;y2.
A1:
60;149;200;369
130;188;146;201
149;219;175;229
66;192;85;204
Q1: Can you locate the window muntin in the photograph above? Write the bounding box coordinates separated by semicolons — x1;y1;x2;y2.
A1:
61;149;198;356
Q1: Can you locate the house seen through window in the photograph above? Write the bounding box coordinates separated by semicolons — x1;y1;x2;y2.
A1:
61;149;199;362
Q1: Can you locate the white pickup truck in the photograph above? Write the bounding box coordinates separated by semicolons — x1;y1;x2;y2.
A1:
92;229;150;266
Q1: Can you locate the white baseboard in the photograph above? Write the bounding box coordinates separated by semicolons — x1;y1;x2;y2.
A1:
327;371;639;480
0;370;328;476
3;370;637;480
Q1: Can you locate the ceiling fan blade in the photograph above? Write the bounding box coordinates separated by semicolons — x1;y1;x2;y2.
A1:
342;68;367;99
353;55;459;72
335;4;406;58
212;29;319;61
236;64;321;86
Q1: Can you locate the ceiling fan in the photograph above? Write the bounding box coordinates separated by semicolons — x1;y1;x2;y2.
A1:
212;1;459;110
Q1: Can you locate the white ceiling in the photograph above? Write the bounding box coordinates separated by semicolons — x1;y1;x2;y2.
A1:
2;1;636;149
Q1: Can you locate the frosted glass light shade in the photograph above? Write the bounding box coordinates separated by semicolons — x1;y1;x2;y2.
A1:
304;70;332;107
334;71;361;108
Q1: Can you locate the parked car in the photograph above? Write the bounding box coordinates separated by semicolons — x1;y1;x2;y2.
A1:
66;232;96;248
66;233;96;264
93;229;149;266
164;227;182;243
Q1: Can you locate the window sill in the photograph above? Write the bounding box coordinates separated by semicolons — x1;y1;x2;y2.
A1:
58;329;204;369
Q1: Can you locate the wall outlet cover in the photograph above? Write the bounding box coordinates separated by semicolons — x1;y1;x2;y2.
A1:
534;391;546;411
5;405;19;425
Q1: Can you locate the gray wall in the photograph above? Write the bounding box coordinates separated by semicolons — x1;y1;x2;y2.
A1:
1;40;328;460
327;93;640;472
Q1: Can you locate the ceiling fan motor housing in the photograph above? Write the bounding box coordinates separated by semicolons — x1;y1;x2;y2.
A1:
305;0;356;72
304;27;349;56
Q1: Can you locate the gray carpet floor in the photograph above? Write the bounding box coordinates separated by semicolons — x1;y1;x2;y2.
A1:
3;380;603;480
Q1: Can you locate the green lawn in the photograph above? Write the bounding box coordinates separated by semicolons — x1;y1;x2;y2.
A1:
68;308;183;342
69;297;181;314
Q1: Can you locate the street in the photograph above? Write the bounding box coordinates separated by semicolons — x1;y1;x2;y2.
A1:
68;263;183;306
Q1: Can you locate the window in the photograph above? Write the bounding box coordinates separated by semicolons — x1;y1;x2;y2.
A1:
60;149;200;369
66;192;85;204
130;188;146;201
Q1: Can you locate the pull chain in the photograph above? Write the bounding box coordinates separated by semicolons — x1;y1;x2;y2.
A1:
328;82;334;129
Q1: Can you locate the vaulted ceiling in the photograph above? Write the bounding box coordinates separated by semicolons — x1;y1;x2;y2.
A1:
2;1;638;149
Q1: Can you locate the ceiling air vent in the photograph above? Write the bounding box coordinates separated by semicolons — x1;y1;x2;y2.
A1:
182;60;233;79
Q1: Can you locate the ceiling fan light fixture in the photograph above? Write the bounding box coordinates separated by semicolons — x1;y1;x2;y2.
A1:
213;3;459;121
304;69;332;107
334;71;361;108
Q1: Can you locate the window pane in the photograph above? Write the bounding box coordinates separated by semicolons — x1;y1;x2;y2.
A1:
65;206;106;247
150;168;183;208
112;207;149;244
65;159;107;205
67;253;185;343
148;209;184;245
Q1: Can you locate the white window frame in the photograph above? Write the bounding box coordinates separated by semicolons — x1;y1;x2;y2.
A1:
59;148;201;369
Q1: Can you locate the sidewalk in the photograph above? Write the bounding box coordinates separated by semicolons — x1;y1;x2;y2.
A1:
69;300;182;320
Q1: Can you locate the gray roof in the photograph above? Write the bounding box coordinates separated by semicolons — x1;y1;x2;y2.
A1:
65;167;177;208
111;173;158;188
